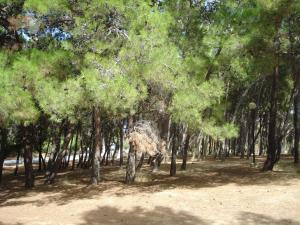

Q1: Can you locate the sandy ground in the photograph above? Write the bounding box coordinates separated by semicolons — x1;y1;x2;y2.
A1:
0;158;299;225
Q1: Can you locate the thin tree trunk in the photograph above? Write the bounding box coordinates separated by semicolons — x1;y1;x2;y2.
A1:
72;124;80;170
170;124;177;176
251;108;256;164
23;125;34;188
125;142;136;184
293;77;300;164
264;67;279;171
181;132;190;170
65;132;75;169
136;153;144;171
105;135;111;166
14;150;21;176
46;123;73;184
91;108;101;185
77;137;84;168
119;120;124;167
259;114;264;156
0;128;8;183
125;117;135;184
111;138;119;165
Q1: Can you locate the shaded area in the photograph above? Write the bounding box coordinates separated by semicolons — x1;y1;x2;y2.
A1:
237;212;300;225
0;210;300;225
0;158;299;207
79;206;210;225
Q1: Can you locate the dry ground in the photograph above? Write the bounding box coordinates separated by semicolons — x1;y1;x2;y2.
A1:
0;158;300;225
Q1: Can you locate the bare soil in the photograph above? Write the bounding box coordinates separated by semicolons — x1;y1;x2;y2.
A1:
0;158;299;225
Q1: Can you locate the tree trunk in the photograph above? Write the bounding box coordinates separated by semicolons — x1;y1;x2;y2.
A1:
0;128;8;183
77;137;84;168
240;118;247;158
125;142;136;184
119;120;124;167
38;145;45;172
46;123;73;184
293;77;300;164
136;153;144;171
105;135;111;166
23;125;34;188
125;117;135;184
263;67;279;171
72;124;80;170
14;150;21;176
91;108;101;185
181;132;190;170
46;122;63;175
111;138;119;165
251;108;256;164
259;114;264;156
65;132;74;169
170;124;177;176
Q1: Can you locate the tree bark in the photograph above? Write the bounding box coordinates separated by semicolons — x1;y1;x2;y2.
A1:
111;138;119;165
23;125;34;188
125;142;136;184
0;128;7;183
181;132;190;170
263;67;279;171
251;108;256;164
72;124;80;170
45;123;73;184
170;124;177;176
125;117;135;184
119;120;124;167
293;74;300;164
91;108;101;185
136;153;144;171
38;148;44;172
14;149;21;176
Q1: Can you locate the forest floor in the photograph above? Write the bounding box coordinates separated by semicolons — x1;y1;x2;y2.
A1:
0;157;300;225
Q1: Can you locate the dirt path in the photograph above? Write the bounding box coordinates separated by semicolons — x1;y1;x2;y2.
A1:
0;159;299;225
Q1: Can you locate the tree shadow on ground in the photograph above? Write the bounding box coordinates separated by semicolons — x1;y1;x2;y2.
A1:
82;207;300;225
237;212;300;225
0;158;299;207
0;210;299;225
78;206;210;225
78;208;300;225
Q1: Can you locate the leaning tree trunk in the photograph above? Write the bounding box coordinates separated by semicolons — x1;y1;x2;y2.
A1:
23;125;35;188
91;108;101;185
153;114;170;172
136;153;144;171
45;123;73;184
152;154;163;172
263;67;279;171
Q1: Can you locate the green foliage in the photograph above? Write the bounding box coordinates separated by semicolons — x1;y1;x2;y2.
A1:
4;0;293;143
24;0;69;13
169;78;224;131
202;121;238;141
81;67;146;117
0;56;39;126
